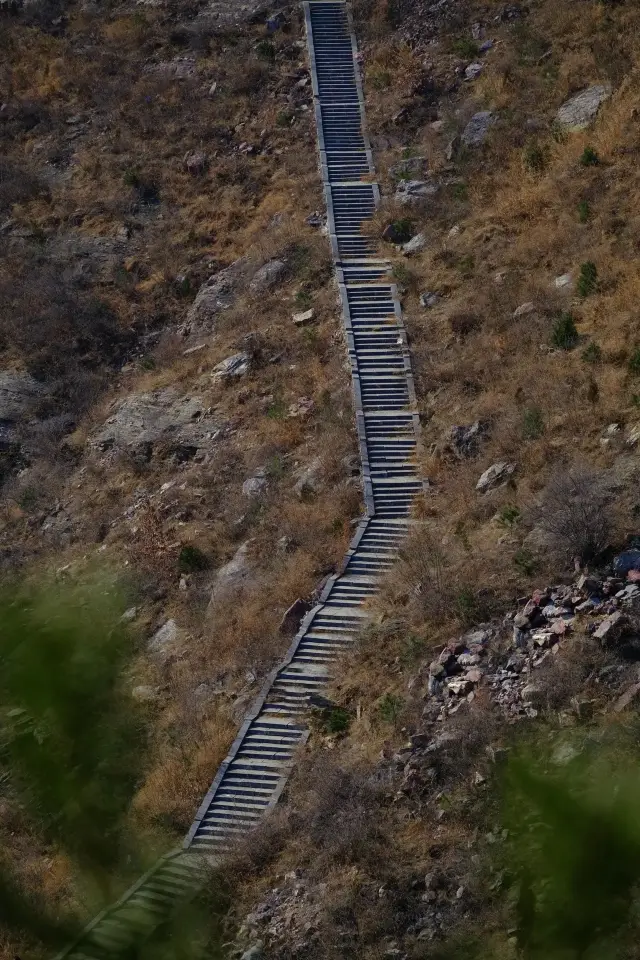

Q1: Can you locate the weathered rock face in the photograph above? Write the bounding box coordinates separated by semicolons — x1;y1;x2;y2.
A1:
293;457;323;500
208;541;254;610
402;232;427;255
182;259;247;337
461;111;495;148
555;85;611;131
195;0;272;31
91;389;223;462
0;370;46;426
395;179;438;205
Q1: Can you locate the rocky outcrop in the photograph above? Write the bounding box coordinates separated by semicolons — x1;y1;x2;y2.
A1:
91;389;223;463
208;541;254;610
182;259;248;337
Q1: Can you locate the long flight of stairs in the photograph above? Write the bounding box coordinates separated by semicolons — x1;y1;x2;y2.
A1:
54;3;424;956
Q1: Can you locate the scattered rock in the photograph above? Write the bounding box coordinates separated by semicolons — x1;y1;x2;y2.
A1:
513;301;535;318
420;291;440;308
292;308;315;326
461;111;495;147
593;611;628;644
555;84;611;131
614;550;640;575
450;420;488;459
243;468;267;498
614;681;640;713
464;62;483;81
626;424;640;447
183;151;207;175
287;397;314;419
476;461;516;492
213;352;251;380
554;272;573;292
132;685;158;702
240;943;264;960
121;606;138;623
249;259;287;293
402;232;427;255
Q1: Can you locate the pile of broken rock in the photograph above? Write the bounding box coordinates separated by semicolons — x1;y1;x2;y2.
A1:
423;547;640;722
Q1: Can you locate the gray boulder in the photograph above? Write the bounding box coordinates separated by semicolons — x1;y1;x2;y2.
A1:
92;389;223;462
419;291;440;309
249;259;287;293
213;352;251;381
476;461;516;492
402;232;427;255
208;541;254;609
555;85;611;131
148;619;181;658
461;111;495;148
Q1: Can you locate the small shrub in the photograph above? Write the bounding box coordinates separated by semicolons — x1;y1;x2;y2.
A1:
295;288;312;308
580;146;600;166
499;505;521;527
370;68;391;89
378;693;403;724
389;218;413;243
453;182;468;202
276;110;292;127
577;261;598;297
453;38;480;58
522;406;545;440
325;707;351;735
577;200;591;223
551;312;579;350
514;547;537;575
582;341;602;364
628;348;640;376
123;167;141;187
453;586;483;625
267;395;286;419
523;142;547;173
178;544;209;573
458;254;475;276
632;393;640;407
255;39;276;62
402;633;426;663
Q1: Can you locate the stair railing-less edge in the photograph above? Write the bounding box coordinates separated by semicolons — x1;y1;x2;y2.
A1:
54;4;425;956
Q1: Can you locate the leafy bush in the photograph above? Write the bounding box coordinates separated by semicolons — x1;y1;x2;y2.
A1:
551;312;579;350
499;505;521;527
514;547;537;575
580;146;600;166
178;544;209;573
389;218;413;243
577;261;598;297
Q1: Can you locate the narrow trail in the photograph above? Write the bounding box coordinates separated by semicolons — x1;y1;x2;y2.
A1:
55;3;424;955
